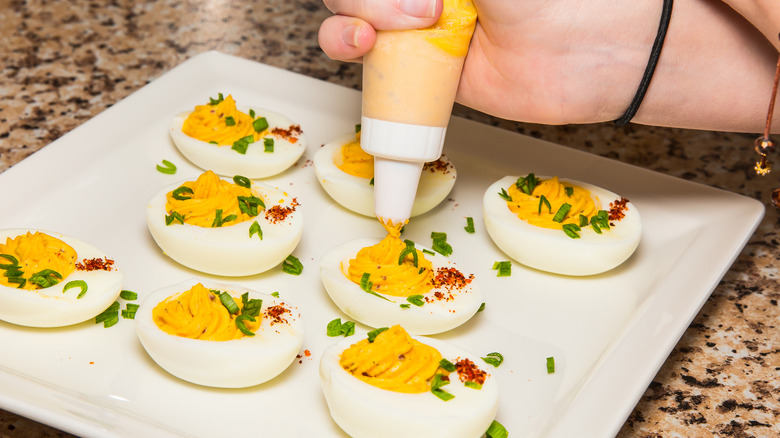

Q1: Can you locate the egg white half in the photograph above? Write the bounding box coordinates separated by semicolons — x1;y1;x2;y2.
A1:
135;278;304;388
312;134;457;217
145;177;303;276
483;175;642;276
169;106;306;179
320;238;483;335
320;333;499;438
0;228;124;328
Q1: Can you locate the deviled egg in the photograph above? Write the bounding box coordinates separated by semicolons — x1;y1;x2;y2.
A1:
320;223;482;335
0;229;124;327
145;170;303;276
320;325;498;438
313;128;456;217
169;93;306;178
483;173;641;276
136;279;304;388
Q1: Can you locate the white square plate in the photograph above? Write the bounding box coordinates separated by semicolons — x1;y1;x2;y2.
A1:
0;51;764;438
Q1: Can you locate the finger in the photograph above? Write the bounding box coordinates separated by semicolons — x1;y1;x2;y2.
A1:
319;15;377;62
323;0;442;30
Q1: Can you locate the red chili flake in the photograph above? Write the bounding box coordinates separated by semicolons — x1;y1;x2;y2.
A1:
271;125;303;144
423;158;453;174
264;304;290;325
304;349;311;357
455;357;487;385
608;197;629;222
265;197;299;224
430;267;474;292
75;257;115;271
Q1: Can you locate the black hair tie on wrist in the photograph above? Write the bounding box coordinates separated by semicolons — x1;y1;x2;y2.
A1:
614;0;674;127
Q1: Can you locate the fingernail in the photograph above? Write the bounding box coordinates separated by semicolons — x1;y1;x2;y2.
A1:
341;24;362;48
400;0;436;18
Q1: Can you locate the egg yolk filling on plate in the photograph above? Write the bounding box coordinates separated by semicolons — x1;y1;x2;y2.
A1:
336;130;373;179
0;232;77;290
182;94;265;146
152;283;262;341
346;222;433;297
165;170;264;228
339;325;443;393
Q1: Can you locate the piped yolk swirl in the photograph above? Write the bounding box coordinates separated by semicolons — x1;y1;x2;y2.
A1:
165;170;260;228
339;325;442;393
336;131;374;179
506;176;599;229
182;95;263;146
152;283;261;341
0;232;76;290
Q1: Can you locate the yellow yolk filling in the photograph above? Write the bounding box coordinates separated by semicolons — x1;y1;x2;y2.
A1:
506;176;599;229
423;0;477;56
152;283;261;341
336;131;374;179
347;221;433;297
340;325;442;393
0;232;77;290
165;170;259;228
182;95;262;146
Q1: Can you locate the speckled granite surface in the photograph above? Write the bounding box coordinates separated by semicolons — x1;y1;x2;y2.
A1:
0;0;778;437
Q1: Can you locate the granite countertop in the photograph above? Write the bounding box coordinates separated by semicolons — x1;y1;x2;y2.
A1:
1;1;778;437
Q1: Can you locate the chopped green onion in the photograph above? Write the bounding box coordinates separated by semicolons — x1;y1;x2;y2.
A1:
492;261;511;277
253;117;269;133
464;217;475;233
282;255;303;275
231;135;255;154
464;381;483;390
119;290;138;301
218;292;239;314
547;356;555;373
326;318;355;337
430;374;455;401
263;137;274;152
358;272;391;301
565;186;574;197
485;420;509;438
366;327;388;343
591;221;603;234
224;116;236;126
103;313;119;327
121;310;136;319
477;302;486;312
355;123;361;133
209;93;224;105
562;223;581;239
125;303;140;312
406;295;425;307
271;292;279;297
238;195;265;216
28;269;62;288
398;240;418;267
95;302;120;327
538;194;551;214
439;358;456;372
240;292;263;318
7;277;25;288
399;304;411;309
235;315;256;336
579;214;589;227
369;177;374;186
422;249;435;256
515;173;540;195
210;209;238;227
209;140;218;145
63;280;88;299
552;203;572;222
165;211;185;225
156;159;177;174
0;254;20;268
482;352;504;367
4;268;23;278
171;186;194;200
498;188;512;202
233;175;251;188
431;232;453;257
249;221;263;240
249;109;256;118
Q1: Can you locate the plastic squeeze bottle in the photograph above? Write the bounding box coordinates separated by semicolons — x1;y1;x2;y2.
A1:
360;0;478;225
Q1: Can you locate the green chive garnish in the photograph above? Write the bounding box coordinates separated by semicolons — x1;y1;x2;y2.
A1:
271;292;279;297
120;291;138;301
231;135;255;154
125;303;140;312
238;195;265;217
515;173;540;195
233;175;251;188
156;159;177;174
235;315;256;336
565;186;574;197
538;194;551;214
422;249;435;256
579;214;589;227
562;223;581;239
355;124;361;133
547;356;555;374
165;211;185;225
0;254;19;269
249;109;256;118
95;302;120;327
431;232;452;256
464;217;475;233
430;374;455;401
171;186;194;200
358;272;391;301
209;93;224;105
249;221;263;240
282;255;303;275
406;295;425;307
224;116;236;126
464;381;483;390
263;137;274;152
367;327;388;343
253;117;269;133
492;261;511;277
552;203;571;223
28;269;62;288
218;292;239;314
498;188;512;202
63;280;88;299
398;240;418;267
326;318;356;337
439;358;456;372
485;420;509;438
209;140;218;145
399;304;411;309
477;302;486;312
369;177;374;186
482;352;504;367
